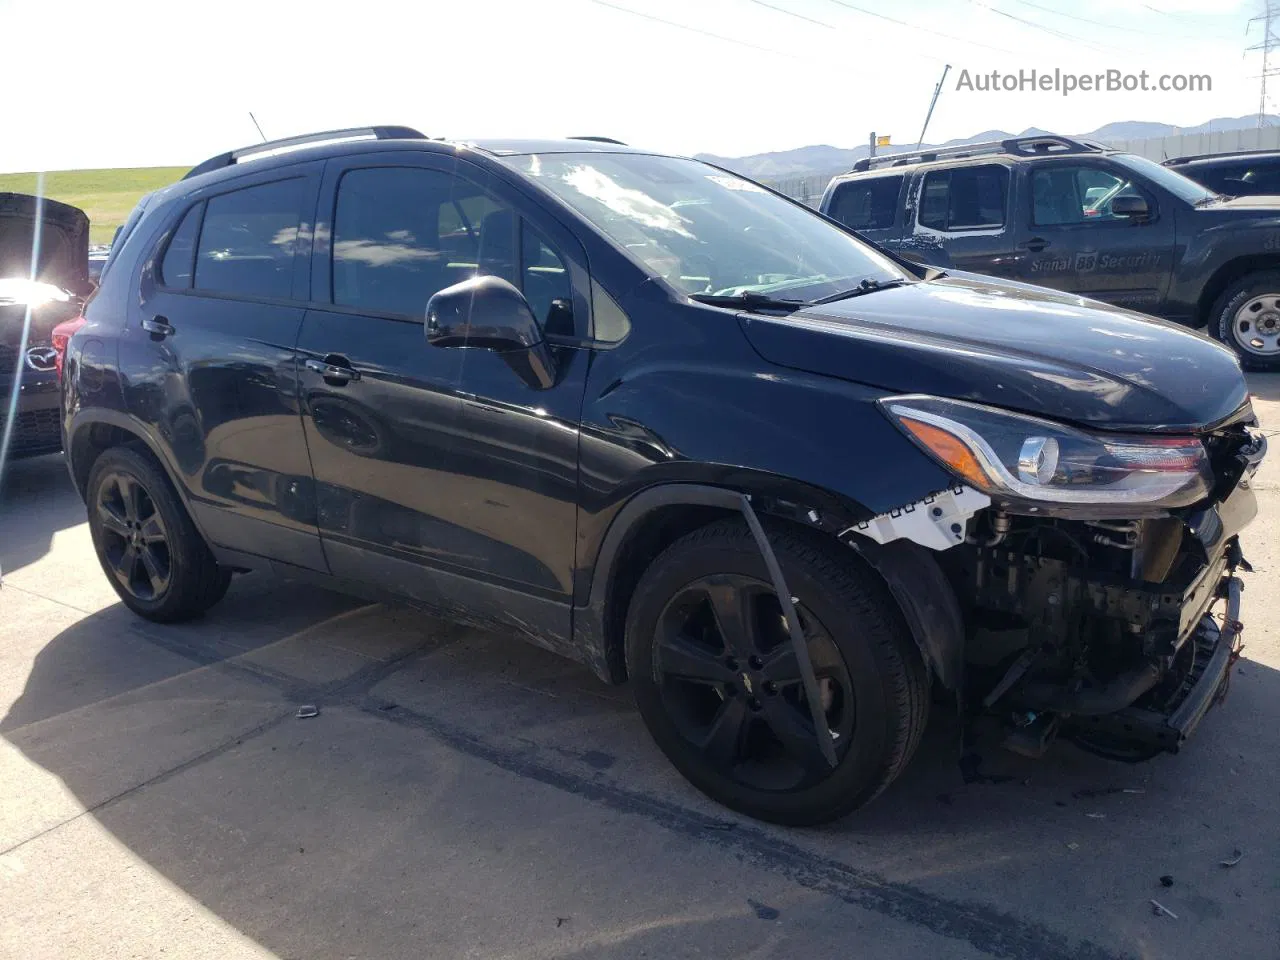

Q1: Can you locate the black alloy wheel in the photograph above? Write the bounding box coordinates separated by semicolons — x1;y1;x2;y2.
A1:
627;519;929;825
96;470;172;601
87;446;233;622
652;574;853;792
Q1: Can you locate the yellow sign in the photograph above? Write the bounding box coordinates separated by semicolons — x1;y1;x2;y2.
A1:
876;135;891;147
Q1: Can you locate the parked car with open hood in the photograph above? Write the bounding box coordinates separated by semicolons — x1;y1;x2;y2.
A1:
821;135;1280;370
1;193;90;460
62;127;1265;824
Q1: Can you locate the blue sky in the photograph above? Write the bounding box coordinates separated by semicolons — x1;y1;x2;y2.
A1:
0;0;1259;172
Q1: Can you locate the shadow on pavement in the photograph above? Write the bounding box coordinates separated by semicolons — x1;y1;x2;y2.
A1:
0;453;85;577
4;573;1278;960
1245;371;1280;403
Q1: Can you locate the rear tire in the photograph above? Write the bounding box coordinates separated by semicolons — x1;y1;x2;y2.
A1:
87;446;232;622
1209;271;1280;371
626;519;928;826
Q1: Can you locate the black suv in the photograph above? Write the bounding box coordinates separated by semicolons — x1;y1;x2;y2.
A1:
1165;149;1280;198
821;135;1280;370
64;127;1265;825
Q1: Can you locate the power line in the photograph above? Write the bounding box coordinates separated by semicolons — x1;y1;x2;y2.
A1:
588;0;808;61
822;0;1020;56
748;0;833;28
1138;3;1236;38
968;0;1125;54
1010;0;1182;36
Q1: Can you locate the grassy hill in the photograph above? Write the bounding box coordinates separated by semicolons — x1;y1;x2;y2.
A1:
0;167;186;244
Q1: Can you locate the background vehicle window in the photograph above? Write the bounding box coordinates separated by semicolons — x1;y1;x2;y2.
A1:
194;179;304;299
918;165;1008;231
1033;166;1145;224
159;203;203;289
829;176;902;230
1191;162;1280;196
333;167;566;321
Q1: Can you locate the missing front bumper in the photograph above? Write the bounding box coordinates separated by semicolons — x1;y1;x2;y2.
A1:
1064;575;1243;756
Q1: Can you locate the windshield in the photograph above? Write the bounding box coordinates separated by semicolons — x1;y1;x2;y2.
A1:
506;153;907;301
1111;153;1218;205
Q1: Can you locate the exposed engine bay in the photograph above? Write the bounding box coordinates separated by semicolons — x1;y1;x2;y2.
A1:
850;416;1268;761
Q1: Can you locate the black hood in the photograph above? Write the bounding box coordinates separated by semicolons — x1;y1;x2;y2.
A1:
0;193;91;296
739;273;1248;432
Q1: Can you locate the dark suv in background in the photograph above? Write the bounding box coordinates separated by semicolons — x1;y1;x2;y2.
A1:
1164;148;1280;198
821;135;1280;370
64;127;1264;825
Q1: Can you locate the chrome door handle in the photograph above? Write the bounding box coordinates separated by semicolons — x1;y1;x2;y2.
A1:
305;358;361;383
141;316;175;337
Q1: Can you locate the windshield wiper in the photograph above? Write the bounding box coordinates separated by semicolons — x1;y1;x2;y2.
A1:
810;276;912;305
689;291;807;313
1195;194;1228;206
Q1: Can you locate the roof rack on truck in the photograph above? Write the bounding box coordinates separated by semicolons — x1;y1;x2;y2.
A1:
850;134;1108;172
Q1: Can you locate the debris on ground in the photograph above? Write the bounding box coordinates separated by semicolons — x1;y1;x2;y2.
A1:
1065;842;1079;851
748;899;780;921
1122;788;1145;794
1159;875;1174;888
1085;812;1107;819
296;705;319;719
1220;848;1244;867
556;917;569;928
1150;899;1178;919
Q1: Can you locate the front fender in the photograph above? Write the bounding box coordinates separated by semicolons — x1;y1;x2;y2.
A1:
576;481;965;692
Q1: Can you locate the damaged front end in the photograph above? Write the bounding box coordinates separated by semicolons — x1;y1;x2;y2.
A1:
863;395;1267;761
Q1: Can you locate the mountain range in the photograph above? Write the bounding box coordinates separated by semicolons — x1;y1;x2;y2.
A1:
695;114;1280;180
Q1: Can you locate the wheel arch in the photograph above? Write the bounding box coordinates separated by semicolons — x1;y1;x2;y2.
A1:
69;410;191;509
1197;256;1280;325
576;482;964;694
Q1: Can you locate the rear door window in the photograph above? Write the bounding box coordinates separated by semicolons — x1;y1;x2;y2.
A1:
918;165;1008;231
159;203;204;289
828;176;902;230
194;178;305;300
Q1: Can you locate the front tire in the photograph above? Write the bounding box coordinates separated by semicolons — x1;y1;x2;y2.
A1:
626;519;928;826
1209;271;1280;371
87;446;232;622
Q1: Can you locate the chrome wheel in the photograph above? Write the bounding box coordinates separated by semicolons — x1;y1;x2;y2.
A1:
96;471;171;601
653;573;853;792
1232;295;1280;356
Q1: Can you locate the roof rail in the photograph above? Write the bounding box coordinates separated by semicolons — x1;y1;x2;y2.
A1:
568;136;627;145
849;133;1106;173
1164;146;1280;166
183;125;428;180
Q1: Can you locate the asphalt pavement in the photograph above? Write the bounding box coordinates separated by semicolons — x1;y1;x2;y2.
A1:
1;375;1278;960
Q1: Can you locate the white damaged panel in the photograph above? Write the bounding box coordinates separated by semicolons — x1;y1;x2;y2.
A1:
842;486;991;552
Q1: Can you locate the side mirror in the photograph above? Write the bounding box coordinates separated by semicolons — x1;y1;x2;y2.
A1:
1110;194;1149;220
425;274;557;389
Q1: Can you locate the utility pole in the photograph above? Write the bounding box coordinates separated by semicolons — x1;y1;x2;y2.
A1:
1248;2;1280;127
917;64;952;148
868;131;877;159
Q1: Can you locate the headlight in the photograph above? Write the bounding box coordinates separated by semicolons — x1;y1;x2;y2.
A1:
878;395;1212;509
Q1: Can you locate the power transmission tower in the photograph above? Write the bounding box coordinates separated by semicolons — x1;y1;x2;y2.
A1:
1248;0;1280;127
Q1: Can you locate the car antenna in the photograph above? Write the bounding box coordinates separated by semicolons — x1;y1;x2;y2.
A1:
248;112;267;143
